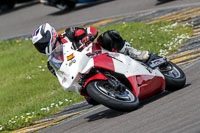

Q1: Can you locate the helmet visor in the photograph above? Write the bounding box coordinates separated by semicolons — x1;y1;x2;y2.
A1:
34;42;48;54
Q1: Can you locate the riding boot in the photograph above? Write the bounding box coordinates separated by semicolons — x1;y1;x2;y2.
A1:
120;41;150;61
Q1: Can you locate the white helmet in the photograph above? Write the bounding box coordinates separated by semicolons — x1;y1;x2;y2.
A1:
32;23;58;55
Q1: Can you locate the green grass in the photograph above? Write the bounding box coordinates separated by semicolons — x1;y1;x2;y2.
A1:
0;21;192;132
98;21;192;56
0;40;84;131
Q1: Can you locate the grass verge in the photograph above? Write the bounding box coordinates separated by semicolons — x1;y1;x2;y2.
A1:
0;21;192;132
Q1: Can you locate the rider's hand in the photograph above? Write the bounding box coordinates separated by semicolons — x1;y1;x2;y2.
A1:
81;34;94;46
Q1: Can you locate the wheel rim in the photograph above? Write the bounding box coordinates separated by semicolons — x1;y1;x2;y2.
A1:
94;81;136;102
162;64;181;78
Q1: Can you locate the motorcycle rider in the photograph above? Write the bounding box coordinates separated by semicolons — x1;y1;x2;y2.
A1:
32;23;150;75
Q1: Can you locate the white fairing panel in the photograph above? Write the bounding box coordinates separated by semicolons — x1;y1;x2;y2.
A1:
109;52;164;78
55;42;94;92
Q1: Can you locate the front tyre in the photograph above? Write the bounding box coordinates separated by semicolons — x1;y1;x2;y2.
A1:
85;97;100;106
160;61;186;91
86;80;139;112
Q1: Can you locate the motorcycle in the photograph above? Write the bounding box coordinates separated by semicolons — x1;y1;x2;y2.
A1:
40;0;100;11
49;40;186;112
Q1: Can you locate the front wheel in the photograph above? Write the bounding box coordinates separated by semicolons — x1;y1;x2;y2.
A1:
85;97;99;106
160;61;186;91
86;80;139;112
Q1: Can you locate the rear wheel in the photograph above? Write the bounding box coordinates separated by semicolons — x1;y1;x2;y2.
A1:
160;61;186;91
86;80;139;112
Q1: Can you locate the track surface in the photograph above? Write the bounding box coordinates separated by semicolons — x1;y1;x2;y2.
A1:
40;61;200;133
0;0;200;40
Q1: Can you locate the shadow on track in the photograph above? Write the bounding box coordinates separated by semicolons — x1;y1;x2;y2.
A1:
48;0;115;16
85;108;126;122
85;83;191;122
156;0;176;5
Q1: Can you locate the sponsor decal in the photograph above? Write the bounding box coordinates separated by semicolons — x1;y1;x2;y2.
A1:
62;77;67;83
109;53;120;58
67;53;75;61
69;58;76;66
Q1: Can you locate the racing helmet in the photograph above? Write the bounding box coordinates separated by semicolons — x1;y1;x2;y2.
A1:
32;23;58;55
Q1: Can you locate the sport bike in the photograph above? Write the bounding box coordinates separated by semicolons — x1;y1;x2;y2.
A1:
40;0;100;11
49;41;186;111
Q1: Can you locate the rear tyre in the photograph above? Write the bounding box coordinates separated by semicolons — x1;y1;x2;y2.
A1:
86;80;139;112
160;61;186;91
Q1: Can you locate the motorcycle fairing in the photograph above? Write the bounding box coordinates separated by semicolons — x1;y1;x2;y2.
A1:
56;41;91;91
128;75;165;99
93;53;115;71
90;53;165;99
53;41;166;100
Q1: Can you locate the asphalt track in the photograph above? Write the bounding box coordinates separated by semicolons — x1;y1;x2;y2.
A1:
2;0;199;133
0;0;200;40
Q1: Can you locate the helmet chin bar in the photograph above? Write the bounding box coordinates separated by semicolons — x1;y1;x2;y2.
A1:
45;34;56;55
45;47;51;56
45;41;52;56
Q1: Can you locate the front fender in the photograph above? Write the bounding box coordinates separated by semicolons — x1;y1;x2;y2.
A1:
81;73;107;96
84;73;107;88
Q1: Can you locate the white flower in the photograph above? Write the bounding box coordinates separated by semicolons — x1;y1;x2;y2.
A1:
21;116;25;119
26;76;31;79
26;113;31;116
56;104;59;108
11;121;16;124
0;125;2;131
69;100;72;102
38;66;42;68
65;99;68;102
15;116;18;119
59;101;63;105
40;108;47;111
42;69;45;71
51;103;55;107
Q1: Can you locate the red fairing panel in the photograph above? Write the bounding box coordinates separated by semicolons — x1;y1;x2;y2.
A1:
93;53;115;71
128;75;165;100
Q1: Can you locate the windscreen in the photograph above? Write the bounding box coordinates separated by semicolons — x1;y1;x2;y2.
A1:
49;44;64;70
